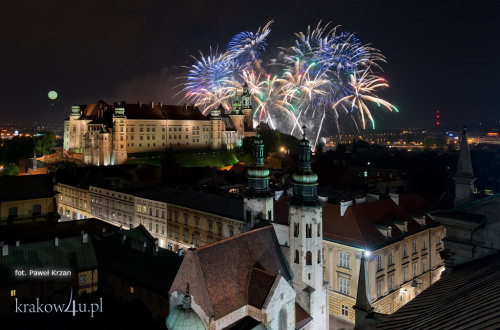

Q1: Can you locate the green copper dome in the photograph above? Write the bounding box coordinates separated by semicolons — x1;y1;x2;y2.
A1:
166;294;205;330
245;134;273;198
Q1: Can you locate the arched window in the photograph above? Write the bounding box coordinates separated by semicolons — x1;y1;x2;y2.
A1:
306;224;312;238
306;251;312;265
294;223;299;237
294;250;299;264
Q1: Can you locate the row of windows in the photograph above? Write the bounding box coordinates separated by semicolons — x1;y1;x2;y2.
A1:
293;223;321;238
7;205;41;218
293;250;322;265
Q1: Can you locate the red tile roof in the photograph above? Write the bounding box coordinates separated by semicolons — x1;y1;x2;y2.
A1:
295;303;312;329
273;194;436;249
248;268;277;308
169;226;292;320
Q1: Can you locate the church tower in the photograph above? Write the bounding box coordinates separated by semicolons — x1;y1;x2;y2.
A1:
288;126;328;329
111;101;127;165
454;126;476;206
243;134;274;230
240;83;254;130
209;105;222;150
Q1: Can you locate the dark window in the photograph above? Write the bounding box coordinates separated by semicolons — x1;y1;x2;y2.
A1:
294;250;299;264
32;204;41;216
306;251;312;265
8;207;18;219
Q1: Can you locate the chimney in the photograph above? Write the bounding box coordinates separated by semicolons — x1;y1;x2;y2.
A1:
366;193;379;203
2;245;8;256
159;102;162;107
375;225;392;238
340;200;353;217
355;197;367;205
389;193;399;206
393;220;408;233
15;241;20;247
318;195;328;203
150;101;154;108
82;233;88;243
274;190;284;201
138;101;142;107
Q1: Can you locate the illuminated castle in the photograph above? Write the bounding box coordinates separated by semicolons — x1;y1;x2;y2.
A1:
63;88;255;165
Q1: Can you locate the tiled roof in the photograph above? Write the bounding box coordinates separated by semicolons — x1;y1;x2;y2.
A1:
136;186;245;221
248;268;277;308
0;236;98;285
295;303;312;329
0;174;54;202
273;194;436;249
323;194;436;249
379;252;500;329
170;226;292;320
76;101;207;121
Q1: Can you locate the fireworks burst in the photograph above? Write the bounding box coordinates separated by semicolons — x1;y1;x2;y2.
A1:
181;20;396;147
332;69;398;129
226;20;273;66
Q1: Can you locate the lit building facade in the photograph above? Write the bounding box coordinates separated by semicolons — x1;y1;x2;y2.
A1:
64;92;256;165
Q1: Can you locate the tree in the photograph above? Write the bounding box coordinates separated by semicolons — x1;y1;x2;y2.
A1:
1;163;18;176
48;160;78;173
34;131;56;156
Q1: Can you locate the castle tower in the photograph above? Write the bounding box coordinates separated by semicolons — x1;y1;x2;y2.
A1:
240;83;254;130
209;105;222;150
112;101;127;165
454;126;476;206
288;126;328;329
243;134;274;229
66;104;82;151
230;90;245;144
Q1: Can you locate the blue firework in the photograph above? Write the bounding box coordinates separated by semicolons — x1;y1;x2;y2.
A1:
226;21;272;66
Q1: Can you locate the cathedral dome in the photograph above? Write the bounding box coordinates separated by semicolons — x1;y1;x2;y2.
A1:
166;295;205;330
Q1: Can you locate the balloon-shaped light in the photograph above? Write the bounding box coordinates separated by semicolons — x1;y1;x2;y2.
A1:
48;91;58;100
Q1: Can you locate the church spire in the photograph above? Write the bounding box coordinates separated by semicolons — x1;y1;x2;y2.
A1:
245;134;273;198
353;254;373;313
453;126;476;206
291;126;319;206
456;126;474;178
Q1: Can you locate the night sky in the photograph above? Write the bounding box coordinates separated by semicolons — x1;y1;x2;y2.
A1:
1;0;498;130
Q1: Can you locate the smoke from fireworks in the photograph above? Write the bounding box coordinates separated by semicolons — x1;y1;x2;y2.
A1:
181;20;396;147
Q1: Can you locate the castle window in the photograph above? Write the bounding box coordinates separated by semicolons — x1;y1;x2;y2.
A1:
294;250;299;264
293;223;299;237
317;223;321;236
306;251;312;265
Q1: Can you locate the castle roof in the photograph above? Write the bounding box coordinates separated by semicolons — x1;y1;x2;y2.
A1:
76;101;207;121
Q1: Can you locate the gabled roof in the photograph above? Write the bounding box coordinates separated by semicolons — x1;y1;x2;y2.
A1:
379;252;500;329
170;226;292;320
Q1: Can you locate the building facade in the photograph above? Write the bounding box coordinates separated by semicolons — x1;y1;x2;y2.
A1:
64;92;256;165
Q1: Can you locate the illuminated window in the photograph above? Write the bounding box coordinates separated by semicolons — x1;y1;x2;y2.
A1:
130;286;134;294
339;277;350;295
341;304;349;317
376;255;383;271
10;290;16;297
339;251;350;269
